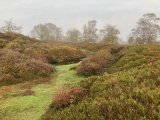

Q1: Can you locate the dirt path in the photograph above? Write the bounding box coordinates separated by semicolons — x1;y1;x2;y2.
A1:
0;63;84;120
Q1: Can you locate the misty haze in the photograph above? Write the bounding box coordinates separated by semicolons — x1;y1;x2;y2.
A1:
0;0;160;120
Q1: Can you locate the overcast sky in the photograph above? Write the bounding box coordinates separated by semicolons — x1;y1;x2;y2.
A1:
0;0;160;41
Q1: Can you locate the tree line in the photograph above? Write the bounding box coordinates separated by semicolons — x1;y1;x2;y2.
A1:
0;13;160;44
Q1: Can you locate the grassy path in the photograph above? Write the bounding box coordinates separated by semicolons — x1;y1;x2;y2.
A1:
0;63;84;120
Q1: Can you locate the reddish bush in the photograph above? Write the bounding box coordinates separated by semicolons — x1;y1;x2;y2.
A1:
52;87;87;110
52;88;71;109
76;60;102;76
15;59;55;79
0;48;55;86
76;47;125;76
76;50;112;76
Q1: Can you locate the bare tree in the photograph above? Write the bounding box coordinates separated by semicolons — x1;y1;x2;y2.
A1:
66;28;81;43
82;24;87;42
100;24;120;44
55;27;63;41
44;23;57;40
30;23;63;41
0;19;22;34
30;24;49;41
128;13;160;44
82;20;98;43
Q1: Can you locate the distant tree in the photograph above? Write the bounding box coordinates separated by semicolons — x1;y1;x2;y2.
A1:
100;24;120;44
82;24;88;42
128;13;160;44
66;28;81;43
54;27;63;41
30;24;49;41
0;19;22;34
44;23;57;40
82;20;98;43
30;23;63;41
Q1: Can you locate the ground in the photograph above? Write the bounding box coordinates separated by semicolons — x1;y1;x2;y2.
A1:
0;63;83;120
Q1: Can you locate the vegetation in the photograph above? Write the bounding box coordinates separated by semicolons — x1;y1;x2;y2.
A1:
128;13;160;44
0;19;22;34
43;45;160;120
30;23;63;41
0;32;85;86
1;12;160;120
0;63;83;120
66;28;81;43
82;20;98;43
76;45;124;76
0;48;54;86
100;24;120;44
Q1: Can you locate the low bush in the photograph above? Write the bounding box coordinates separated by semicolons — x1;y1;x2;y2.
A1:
0;49;55;86
47;46;85;64
50;86;88;110
76;59;103;76
76;46;125;76
15;59;55;79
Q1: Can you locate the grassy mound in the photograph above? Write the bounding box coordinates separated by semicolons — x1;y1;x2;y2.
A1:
0;33;85;64
0;49;55;86
0;32;85;86
76;45;125;76
43;45;160;120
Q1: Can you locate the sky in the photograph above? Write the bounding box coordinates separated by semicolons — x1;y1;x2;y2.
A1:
0;0;160;41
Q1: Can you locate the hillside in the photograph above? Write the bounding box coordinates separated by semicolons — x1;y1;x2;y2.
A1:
0;32;85;86
43;45;160;120
0;33;160;120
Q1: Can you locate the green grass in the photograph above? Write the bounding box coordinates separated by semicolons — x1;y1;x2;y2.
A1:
0;63;84;120
55;63;84;87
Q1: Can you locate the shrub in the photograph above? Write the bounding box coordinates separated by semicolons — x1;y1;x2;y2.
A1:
0;48;55;86
51;86;87;110
15;59;55;80
76;59;102;76
48;46;85;64
0;74;16;85
76;46;124;76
